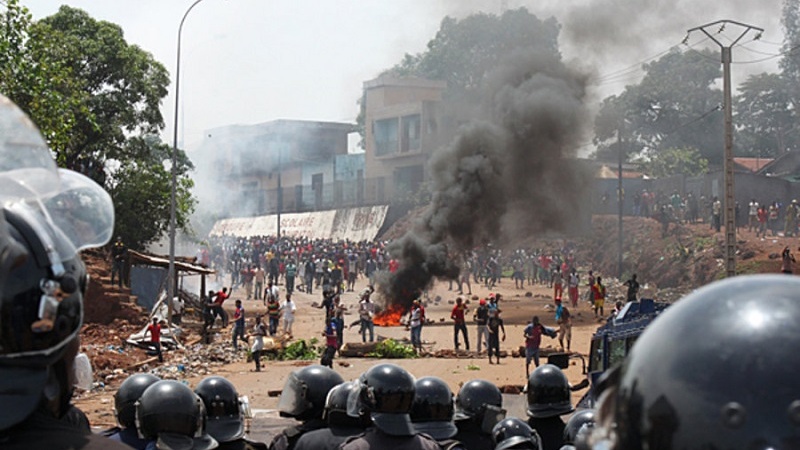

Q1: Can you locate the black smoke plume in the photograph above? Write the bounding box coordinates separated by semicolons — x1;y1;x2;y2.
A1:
379;47;592;309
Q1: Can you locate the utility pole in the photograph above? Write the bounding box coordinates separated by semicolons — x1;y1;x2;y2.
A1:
687;20;763;278
277;148;282;239
618;130;624;279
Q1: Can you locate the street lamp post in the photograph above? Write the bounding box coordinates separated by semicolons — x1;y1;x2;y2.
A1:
168;0;208;326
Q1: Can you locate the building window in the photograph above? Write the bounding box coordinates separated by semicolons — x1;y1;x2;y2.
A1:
374;118;398;156
400;114;421;153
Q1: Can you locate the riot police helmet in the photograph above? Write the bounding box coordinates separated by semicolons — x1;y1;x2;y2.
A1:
562;409;595;444
588;275;800;450
410;376;457;439
454;379;504;420
347;363;416;436
492;417;542;450
0;94;114;430
323;381;365;428
526;364;574;418
195;376;245;443
277;364;344;421
114;373;161;428
136;380;218;450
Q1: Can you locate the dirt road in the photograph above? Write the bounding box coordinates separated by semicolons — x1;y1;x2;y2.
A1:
75;275;603;441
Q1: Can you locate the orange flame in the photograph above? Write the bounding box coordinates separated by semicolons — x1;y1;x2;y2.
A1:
373;304;407;327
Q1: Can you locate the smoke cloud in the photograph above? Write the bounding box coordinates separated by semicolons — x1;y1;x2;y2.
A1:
380;47;592;307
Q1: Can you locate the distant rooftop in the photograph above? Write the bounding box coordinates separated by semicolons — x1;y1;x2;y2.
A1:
734;157;773;173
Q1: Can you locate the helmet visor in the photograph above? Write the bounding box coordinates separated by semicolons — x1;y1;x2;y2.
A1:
277;373;310;418
0;95;60;202
4;169;113;266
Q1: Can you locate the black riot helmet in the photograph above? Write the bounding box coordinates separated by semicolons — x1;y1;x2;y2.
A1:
114;373;161;428
410;376;457;440
0;94;114;431
589;275;800;450
526;364;574;418
136;380;217;450
195;376;245;443
563;409;595;444
347;363;416;436
454;379;506;434
323;381;366;428
278;364;344;421
493;417;542;450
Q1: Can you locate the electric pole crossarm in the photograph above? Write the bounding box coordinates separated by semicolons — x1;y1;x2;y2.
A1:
686;19;764;278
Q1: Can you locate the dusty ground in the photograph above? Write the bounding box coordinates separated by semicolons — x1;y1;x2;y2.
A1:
73;215;800;440
74;275;599;432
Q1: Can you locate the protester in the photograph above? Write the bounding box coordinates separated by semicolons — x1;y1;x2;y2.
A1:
357;288;375;343
267;295;281;336
249;315;268;372
486;309;506;365
592;277;606;318
144;317;164;363
474;298;489;354
523;316;555;378
451;296;470;351
281;293;297;337
232;299;248;351
410;299;424;354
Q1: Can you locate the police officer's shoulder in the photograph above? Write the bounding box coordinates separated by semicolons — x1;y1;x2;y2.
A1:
337;431;367;449
436;437;467;450
100;426;123;437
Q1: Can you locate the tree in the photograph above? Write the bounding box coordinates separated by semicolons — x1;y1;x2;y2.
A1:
644;147;709;178
594;48;725;165
357;8;562;140
0;3;195;249
735;73;800;156
31;6;170;180
780;0;800;86
108;136;196;251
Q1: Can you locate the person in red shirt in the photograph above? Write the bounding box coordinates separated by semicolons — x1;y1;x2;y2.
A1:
144;318;163;363
451;297;470;351
212;287;229;327
756;205;768;238
388;258;399;273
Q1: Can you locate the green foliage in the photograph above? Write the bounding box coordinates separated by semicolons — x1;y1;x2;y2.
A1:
735;73;800;156
279;338;321;360
366;339;417;359
0;4;195;250
357;8;561;141
107;136;196;250
466;363;481;371
593;48;724;165
644;147;709;178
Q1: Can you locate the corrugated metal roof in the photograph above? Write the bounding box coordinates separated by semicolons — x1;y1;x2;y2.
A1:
128;250;215;275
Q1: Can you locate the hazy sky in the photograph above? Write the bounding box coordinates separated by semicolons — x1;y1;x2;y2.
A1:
24;0;787;153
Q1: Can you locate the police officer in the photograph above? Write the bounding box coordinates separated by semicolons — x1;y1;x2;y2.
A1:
492;417;543;450
269;365;344;450
340;363;440;449
293;381;367;450
195;376;267;450
410;376;465;449
136;379;218;450
587;275;800;450
103;373;162;449
453;379;507;450
0;94;128;450
526;364;574;450
560;409;594;449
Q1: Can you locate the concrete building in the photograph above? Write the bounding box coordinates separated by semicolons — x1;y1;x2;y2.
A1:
362;76;448;203
193;119;355;217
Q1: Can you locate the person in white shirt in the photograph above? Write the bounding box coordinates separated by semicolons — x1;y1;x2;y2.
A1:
280;293;297;337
